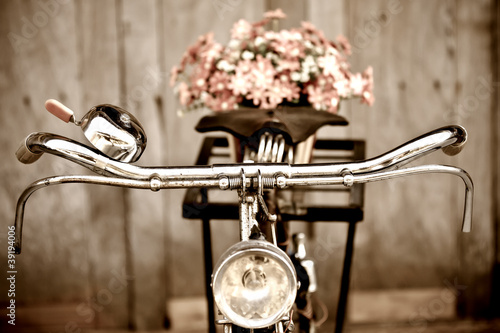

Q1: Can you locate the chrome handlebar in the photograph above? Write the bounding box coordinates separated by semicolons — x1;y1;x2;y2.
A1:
13;125;473;254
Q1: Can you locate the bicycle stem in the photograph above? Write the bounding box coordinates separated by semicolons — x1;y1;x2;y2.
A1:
13;125;473;254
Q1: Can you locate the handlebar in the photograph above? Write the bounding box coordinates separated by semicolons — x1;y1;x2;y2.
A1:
13;125;473;254
17;125;466;179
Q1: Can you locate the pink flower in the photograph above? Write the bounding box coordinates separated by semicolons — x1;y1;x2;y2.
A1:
279;76;301;102
269;30;306;60
178;82;192;106
229;59;254;95
333;79;350;98
301;21;327;45
231;19;253;40
247;87;274;108
206;90;242;111
317;55;341;78
361;66;375;106
189;66;211;98
264;8;286;20
169;66;179;87
202;42;223;61
208;71;230;93
306;85;325;110
230;72;252;96
278;59;301;72
170;9;374;113
324;90;340;113
336;34;352;55
301;21;318;33
251;55;275;89
349;73;364;95
184;33;214;64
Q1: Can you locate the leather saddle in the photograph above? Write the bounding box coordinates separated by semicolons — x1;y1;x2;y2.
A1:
195;106;348;145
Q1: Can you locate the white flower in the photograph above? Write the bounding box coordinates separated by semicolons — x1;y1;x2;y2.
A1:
241;50;255;60
216;60;235;72
228;39;241;49
216;60;228;70
229;50;241;61
291;72;301;81
290;48;300;57
265;52;278;61
254;36;265;46
291;31;302;40
317;55;340;76
325;46;340;57
302;55;316;69
309;64;319;73
300;72;310;82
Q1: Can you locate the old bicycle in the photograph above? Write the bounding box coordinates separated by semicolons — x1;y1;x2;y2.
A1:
13;100;473;333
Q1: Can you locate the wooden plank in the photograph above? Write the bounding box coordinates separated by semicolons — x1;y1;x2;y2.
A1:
455;0;494;318
348;288;456;323
305;0;351;323
165;296;208;331
0;303;94;332
493;0;500;318
119;0;166;329
74;0;129;329
347;0;461;292
0;0;90;313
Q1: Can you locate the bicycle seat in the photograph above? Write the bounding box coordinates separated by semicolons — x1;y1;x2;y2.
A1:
195;107;348;145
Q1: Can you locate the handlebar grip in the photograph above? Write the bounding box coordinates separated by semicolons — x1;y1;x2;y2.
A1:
442;125;467;156
45;99;75;123
16;137;42;164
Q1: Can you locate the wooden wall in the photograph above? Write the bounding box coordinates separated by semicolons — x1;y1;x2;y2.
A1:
0;0;496;330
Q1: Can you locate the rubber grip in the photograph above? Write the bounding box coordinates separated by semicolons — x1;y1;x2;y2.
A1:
16;137;42;164
45;99;74;123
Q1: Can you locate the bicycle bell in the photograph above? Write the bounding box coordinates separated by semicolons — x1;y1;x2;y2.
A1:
45;99;147;163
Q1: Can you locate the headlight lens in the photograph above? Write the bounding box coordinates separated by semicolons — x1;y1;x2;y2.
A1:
212;240;297;328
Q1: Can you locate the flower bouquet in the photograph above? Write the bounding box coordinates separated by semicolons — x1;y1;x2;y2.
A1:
170;9;374;115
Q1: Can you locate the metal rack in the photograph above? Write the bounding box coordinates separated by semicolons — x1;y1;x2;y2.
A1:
182;136;365;333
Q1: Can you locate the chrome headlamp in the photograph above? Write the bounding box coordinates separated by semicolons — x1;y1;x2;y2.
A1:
212;240;297;329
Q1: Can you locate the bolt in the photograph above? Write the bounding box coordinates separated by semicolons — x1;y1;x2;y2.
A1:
149;176;162;191
219;177;229;190
276;176;286;188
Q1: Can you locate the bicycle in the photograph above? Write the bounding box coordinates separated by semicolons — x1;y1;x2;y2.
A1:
12;100;473;333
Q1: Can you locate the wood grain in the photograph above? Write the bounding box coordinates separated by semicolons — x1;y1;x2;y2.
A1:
0;0;90;306
75;0;129;329
120;0;166;329
455;0;494;317
346;0;457;291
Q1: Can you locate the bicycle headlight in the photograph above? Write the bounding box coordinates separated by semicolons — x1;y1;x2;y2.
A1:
212;240;297;329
